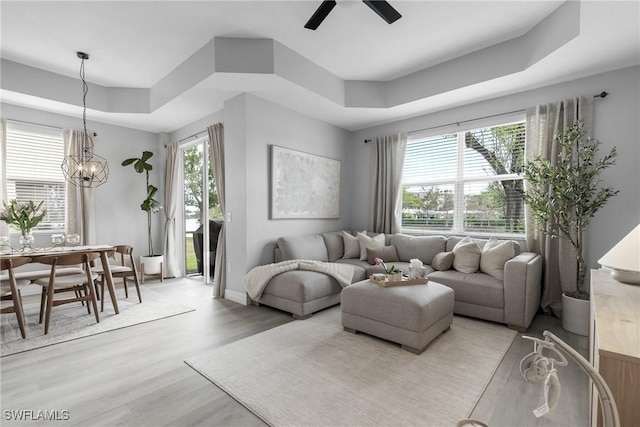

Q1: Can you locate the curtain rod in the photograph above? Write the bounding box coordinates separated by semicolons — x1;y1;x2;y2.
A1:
6;118;97;136
362;109;524;144
6;118;60;130
406;108;526;137
364;90;609;143
178;130;208;144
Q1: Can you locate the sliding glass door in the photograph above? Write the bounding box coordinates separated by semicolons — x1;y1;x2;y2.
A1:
181;137;222;279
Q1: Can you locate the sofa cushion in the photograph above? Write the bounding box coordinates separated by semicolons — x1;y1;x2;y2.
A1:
366;245;399;265
448;236;491;253
431;251;454;271
342;231;364;259
339;259;415;277
322;231;345;262
357;232;385;260
263;270;342;301
447;236;527;253
364;261;431;277
452;236;482;273
390;234;447;264
446;236;484;252
277;234;328;262
428;270;504;309
333;259;368;281
368;231;392;246
480;237;519;280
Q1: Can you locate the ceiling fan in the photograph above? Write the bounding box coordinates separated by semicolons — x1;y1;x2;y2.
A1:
304;1;402;30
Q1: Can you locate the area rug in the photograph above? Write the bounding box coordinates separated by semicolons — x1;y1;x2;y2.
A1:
185;307;517;427
1;286;194;357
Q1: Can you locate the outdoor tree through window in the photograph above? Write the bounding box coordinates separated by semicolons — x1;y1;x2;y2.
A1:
402;120;525;235
183;143;220;221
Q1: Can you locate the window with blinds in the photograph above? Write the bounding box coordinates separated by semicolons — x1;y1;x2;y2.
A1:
4;120;66;232
402;120;525;235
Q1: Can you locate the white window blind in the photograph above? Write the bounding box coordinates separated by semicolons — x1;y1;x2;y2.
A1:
5;120;66;232
402;120;525;235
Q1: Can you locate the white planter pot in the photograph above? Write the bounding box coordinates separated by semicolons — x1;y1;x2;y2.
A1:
140;254;164;283
561;293;590;336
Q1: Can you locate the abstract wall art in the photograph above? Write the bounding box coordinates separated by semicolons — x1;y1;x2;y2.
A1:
270;145;340;219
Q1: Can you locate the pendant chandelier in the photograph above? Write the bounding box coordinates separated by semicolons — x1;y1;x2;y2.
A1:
61;52;109;188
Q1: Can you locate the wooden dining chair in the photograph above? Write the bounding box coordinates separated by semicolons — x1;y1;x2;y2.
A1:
94;245;141;311
34;252;101;335
0;256;32;339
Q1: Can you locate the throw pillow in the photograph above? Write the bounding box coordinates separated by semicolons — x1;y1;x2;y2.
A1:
277;234;329;262
357;232;385;260
452;236;482;273
322;231;345;262
480;237;519;280
366;245;400;265
431;251;454;271
342;230;363;259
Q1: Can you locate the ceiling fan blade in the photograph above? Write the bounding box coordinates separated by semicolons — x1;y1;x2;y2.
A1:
304;1;338;30
363;0;402;24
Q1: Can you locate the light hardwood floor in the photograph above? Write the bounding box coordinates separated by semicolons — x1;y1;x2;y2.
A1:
1;278;589;426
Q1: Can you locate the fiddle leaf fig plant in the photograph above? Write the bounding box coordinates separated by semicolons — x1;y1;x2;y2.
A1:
522;121;618;299
122;151;160;256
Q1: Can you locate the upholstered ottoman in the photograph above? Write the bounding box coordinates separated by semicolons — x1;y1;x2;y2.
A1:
341;280;454;354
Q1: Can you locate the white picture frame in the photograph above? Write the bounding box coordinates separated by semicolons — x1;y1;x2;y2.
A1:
270;145;341;219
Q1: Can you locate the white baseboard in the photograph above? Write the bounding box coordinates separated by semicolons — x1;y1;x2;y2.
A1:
224;289;248;305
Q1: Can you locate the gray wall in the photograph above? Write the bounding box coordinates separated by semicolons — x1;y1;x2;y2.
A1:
1;103;163;260
6;65;637;295
349;66;640;288
222;93;352;296
170;110;224;143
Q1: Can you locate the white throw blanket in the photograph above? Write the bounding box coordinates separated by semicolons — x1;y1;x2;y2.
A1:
243;260;355;300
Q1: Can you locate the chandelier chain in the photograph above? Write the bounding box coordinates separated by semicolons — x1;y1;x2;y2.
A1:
79;55;92;152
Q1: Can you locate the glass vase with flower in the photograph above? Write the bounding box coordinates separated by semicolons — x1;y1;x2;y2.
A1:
0;199;46;250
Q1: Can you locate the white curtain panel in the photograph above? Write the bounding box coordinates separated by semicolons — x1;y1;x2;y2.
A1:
0;119;8;236
163;141;181;278
63;129;96;245
208;123;226;298
525;97;592;318
371;133;408;234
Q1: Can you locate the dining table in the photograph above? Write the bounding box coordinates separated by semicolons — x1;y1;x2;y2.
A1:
0;244;120;314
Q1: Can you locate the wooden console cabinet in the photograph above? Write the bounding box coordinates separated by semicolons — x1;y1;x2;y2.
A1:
589;269;640;427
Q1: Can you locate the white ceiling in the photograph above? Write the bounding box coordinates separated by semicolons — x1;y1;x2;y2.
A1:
1;1;639;133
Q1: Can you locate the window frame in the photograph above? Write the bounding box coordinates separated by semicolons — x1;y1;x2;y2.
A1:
3;119;67;235
401;113;526;238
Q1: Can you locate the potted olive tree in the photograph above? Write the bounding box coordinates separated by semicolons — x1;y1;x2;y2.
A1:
522;121;618;335
122;151;163;281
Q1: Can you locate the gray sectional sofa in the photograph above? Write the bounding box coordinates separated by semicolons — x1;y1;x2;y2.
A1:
252;230;542;331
